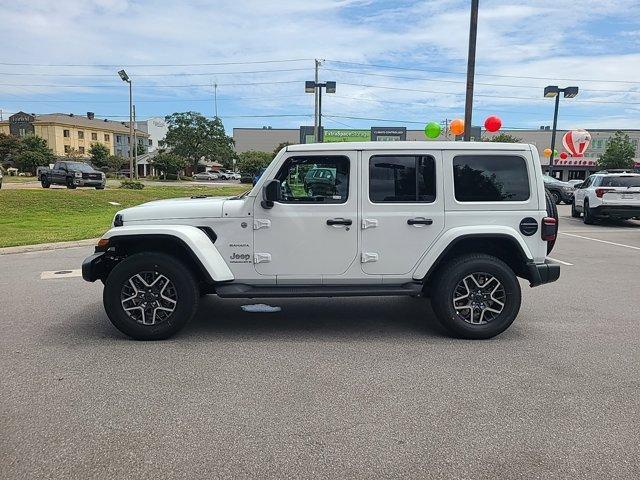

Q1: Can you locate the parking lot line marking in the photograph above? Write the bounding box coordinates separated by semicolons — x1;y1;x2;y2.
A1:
560;233;640;251
547;257;573;266
40;269;82;280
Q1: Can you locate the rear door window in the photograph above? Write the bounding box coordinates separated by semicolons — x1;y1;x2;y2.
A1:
369;155;436;203
453;155;530;202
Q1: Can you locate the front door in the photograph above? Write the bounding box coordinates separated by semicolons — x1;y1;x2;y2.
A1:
253;152;358;278
361;151;445;275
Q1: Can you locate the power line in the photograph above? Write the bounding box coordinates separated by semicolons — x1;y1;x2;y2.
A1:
0;80;303;88
323;68;640;94
326;59;640;85
0;58;313;68
0;67;311;78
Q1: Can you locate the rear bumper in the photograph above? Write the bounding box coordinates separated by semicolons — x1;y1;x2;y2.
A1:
526;260;561;287
592;205;640;218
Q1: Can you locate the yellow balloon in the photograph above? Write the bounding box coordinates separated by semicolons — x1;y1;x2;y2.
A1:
543;148;552;158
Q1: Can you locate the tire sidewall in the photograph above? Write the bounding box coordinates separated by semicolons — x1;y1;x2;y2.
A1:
432;256;521;339
103;253;198;340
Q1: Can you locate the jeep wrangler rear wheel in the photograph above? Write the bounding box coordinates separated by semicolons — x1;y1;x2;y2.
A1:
431;254;521;339
103;252;199;340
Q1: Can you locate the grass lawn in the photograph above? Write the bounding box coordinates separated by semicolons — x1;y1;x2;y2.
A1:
2;176;38;183
0;184;249;248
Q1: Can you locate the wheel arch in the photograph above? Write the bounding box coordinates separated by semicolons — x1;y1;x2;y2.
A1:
93;226;234;285
417;233;533;288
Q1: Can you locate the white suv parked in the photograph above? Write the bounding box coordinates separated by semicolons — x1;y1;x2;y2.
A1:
572;172;640;224
83;142;560;340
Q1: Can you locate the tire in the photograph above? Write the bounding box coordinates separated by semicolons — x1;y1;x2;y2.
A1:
41;176;50;188
544;189;558;254
66;178;76;189
549;190;561;205
430;253;521;339
583;200;595;225
571;199;580;218
103;252;199;340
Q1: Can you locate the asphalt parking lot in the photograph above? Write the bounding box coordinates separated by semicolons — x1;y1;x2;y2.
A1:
1;205;638;479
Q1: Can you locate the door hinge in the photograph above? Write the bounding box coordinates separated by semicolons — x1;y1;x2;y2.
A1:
362;218;378;229
361;252;379;263
253;219;271;230
254;253;272;264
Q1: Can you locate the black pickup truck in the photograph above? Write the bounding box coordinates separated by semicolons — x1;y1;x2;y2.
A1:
39;161;106;189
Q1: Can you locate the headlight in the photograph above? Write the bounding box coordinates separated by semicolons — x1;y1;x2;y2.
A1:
74;171;82;178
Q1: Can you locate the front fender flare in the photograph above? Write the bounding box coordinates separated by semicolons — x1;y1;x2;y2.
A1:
412;226;533;280
102;225;234;283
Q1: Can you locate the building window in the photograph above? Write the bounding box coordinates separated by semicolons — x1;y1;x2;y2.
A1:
91;132;97;140
453;155;530;202
116;135;121;143
104;134;110;141
148;139;153;146
78;130;84;139
18;128;26;137
79;146;85;154
369;155;436;203
64;145;71;153
63;129;70;138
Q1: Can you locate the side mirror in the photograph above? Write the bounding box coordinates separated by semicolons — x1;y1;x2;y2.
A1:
261;179;281;209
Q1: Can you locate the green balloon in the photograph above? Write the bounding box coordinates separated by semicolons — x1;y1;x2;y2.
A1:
424;122;441;139
553;149;558;157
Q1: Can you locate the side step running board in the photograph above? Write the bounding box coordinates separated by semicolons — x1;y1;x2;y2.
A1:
216;282;423;299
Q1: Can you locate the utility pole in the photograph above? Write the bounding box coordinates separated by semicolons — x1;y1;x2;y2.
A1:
133;104;138;180
463;0;479;142
314;59;320;142
213;82;218;118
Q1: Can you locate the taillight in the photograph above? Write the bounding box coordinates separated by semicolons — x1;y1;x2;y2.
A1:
595;188;614;198
541;217;557;241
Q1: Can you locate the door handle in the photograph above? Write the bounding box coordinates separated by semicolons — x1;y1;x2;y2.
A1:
327;218;353;226
407;218;433;226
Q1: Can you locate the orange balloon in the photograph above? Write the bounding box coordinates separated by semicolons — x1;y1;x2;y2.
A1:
449;118;464;136
543;148;552;158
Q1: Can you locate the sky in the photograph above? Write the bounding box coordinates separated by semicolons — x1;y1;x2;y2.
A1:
1;0;640;134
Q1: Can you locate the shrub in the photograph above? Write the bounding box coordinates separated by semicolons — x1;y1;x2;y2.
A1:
119;180;145;190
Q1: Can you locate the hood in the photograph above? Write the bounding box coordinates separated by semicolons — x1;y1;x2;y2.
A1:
118;196;231;223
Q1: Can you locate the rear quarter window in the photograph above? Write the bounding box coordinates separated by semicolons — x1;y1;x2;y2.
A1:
453;154;530;202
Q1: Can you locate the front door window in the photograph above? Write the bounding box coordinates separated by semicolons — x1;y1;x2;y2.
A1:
275;155;349;203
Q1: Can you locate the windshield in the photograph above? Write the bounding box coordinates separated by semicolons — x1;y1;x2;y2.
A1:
600;176;640;187
67;162;95;172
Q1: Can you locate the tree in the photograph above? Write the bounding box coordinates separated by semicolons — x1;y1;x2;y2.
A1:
597;130;635;170
162;112;235;171
151;151;188;179
134;143;147;156
15;151;46;175
66;148;84;159
21;135;55;164
89;143;110;168
485;133;523;143
272;141;295;157
237;150;273;176
106;155;126;173
0;133;22;166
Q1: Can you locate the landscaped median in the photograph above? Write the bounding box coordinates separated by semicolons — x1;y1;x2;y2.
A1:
0;184;248;248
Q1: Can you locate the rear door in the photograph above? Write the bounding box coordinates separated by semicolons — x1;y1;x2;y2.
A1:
360;150;445;275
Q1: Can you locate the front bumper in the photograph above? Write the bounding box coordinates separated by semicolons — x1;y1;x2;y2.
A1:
592;205;640;219
526;260;560;287
560;191;574;203
74;178;106;187
82;252;109;282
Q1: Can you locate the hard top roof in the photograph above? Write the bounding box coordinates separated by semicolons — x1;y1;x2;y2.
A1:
286;141;532;152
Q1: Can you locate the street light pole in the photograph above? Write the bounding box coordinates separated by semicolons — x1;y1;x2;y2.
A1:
305;79;335;143
544;85;579;177
118;69;134;180
463;0;479;142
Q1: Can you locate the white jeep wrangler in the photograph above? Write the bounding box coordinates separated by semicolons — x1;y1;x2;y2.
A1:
83;142;560;340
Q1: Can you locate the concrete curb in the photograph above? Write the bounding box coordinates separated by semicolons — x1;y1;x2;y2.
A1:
0;238;98;255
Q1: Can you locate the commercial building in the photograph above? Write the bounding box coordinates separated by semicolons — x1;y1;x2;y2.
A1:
136;116;168;152
0;111;149;159
233;126;640;181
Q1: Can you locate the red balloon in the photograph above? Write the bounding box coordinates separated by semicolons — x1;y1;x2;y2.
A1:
560;152;568;159
484;115;502;133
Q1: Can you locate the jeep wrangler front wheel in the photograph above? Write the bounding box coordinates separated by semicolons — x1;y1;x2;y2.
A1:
103;252;199;340
431;254;521;339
